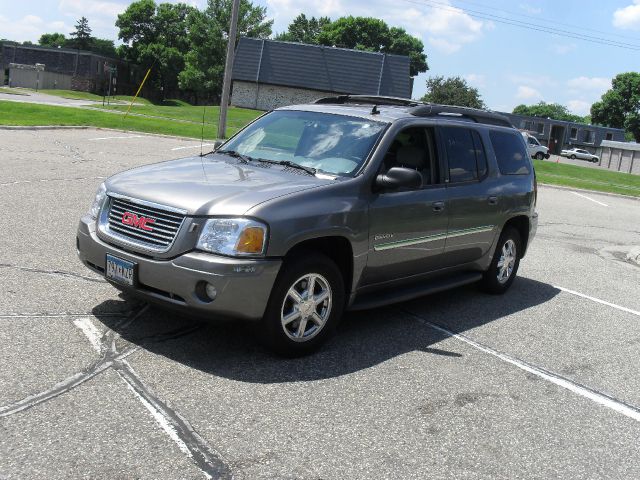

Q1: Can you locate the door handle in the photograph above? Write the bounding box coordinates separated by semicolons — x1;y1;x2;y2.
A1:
488;196;498;205
432;201;445;212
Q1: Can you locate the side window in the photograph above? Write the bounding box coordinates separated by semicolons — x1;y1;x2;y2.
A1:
382;127;439;186
441;127;486;183
490;130;531;175
472;131;488;178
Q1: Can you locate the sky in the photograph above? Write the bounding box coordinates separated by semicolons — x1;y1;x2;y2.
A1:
2;0;640;115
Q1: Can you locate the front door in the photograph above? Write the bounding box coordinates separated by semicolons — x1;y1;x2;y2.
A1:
361;126;449;287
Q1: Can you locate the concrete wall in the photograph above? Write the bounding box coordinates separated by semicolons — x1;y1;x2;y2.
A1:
231;81;336;111
8;68;72;90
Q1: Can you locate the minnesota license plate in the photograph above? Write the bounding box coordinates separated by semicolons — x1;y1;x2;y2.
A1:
106;254;136;287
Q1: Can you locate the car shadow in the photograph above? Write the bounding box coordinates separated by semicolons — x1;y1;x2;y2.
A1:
92;277;560;384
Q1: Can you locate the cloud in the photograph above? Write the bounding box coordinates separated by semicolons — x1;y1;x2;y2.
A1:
58;0;126;19
566;76;611;92
551;42;576;55
266;0;345;31
419;2;488;54
566;100;592;116
613;0;640;30
508;74;557;88
516;85;543;100
464;73;486;88
0;14;72;42
267;0;490;54
519;3;542;15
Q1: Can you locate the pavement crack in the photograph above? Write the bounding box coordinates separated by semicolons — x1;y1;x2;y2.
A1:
0;312;129;319
0;176;105;187
0;263;106;284
114;360;233;479
0;346;139;418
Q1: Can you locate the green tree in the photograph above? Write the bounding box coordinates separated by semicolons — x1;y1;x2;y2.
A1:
421;76;485;109
116;0;195;97
275;14;332;44
69;16;92;50
39;33;67;48
316;16;428;76
513;102;584;123
89;38;117;57
178;0;272;100
591;72;640;142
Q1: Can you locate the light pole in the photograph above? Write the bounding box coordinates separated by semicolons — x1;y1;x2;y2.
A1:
217;0;241;140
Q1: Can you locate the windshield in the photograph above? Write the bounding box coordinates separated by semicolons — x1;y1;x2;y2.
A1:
221;110;387;176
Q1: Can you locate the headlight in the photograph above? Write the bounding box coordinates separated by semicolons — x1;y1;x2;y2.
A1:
197;218;267;256
89;183;107;219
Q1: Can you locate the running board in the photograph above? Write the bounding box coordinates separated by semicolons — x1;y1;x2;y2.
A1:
349;272;483;311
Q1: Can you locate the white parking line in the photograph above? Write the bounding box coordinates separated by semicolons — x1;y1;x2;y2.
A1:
72;317;104;353
406;311;640;423
554;285;640;317
569;191;609;207
88;135;145;141
171;144;214;151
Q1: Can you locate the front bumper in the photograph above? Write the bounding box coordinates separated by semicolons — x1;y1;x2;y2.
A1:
77;215;282;321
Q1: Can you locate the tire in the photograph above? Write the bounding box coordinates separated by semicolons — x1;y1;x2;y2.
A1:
570;154;576;159
592;158;599;163
479;227;521;294
261;252;345;356
535;152;544;160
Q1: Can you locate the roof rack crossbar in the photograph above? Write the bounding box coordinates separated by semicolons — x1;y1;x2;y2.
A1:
314;95;420;107
409;104;513;128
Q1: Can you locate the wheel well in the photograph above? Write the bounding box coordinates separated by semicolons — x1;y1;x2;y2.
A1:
503;216;530;258
286;237;354;294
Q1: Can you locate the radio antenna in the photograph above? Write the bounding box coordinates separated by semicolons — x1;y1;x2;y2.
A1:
200;104;206;156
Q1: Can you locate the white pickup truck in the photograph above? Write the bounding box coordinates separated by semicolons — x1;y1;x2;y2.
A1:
521;132;550;160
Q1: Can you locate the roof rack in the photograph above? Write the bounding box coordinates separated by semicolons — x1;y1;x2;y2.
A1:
314;95;420;107
313;96;514;127
409;104;513;128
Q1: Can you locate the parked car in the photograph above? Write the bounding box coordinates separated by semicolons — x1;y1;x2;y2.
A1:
77;96;538;355
560;147;599;163
522;132;550;160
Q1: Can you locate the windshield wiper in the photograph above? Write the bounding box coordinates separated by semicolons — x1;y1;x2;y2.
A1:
256;158;316;175
216;150;253;164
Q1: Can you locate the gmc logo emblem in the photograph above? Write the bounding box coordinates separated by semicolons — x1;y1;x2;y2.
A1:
121;212;155;231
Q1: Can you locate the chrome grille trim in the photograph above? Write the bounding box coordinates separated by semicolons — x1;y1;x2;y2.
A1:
97;194;187;254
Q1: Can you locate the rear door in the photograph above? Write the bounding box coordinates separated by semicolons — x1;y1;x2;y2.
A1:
361;125;449;287
438;125;502;266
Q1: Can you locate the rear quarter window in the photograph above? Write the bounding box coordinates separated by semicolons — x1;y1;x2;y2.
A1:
490;130;531;175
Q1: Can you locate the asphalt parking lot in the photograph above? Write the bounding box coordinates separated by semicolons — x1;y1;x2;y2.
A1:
1;128;639;480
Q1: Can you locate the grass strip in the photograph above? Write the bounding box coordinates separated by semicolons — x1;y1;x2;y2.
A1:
534;159;640;197
0;100;260;139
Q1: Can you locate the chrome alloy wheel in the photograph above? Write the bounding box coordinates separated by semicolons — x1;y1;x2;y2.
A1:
281;273;332;342
496;239;517;284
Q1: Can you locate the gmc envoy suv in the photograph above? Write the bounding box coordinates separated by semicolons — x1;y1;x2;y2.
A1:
77;96;538;355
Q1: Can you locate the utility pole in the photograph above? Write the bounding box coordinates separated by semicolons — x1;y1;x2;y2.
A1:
217;0;241;140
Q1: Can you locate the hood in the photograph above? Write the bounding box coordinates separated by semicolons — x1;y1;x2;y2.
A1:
105;155;333;216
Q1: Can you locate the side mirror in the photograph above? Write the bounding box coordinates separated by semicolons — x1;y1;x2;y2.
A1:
213;140;224;151
375;167;422;190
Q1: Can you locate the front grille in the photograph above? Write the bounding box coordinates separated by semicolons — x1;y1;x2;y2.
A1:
106;197;185;250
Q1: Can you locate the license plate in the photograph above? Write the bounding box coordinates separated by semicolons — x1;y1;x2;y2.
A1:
106;254;136;287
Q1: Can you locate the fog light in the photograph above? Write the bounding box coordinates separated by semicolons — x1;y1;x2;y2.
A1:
205;283;217;301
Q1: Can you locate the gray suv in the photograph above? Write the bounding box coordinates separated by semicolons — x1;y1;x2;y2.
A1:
77;96;538;355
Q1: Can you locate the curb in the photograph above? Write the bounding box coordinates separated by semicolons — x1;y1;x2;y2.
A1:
0;125;223;142
538;182;640;201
